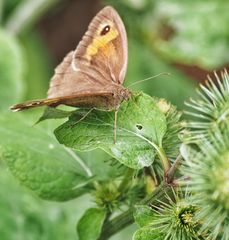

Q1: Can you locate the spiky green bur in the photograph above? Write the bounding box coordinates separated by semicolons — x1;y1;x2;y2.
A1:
133;191;202;240
157;99;183;160
93;182;120;211
185;70;229;143
182;129;229;240
93;177;146;211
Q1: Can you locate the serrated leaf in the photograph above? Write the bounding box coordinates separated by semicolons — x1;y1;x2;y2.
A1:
77;208;106;240
55;93;167;169
0;113;91;201
36;107;73;124
0;29;25;110
134;205;156;227
133;227;163;240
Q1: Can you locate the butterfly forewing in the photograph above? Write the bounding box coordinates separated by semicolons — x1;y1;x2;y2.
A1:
73;6;128;84
48;6;128;99
10;6;129;111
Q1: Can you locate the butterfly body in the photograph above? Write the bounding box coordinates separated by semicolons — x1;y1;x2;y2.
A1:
10;6;129;113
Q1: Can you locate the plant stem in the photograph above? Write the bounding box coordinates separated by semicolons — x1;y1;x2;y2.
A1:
98;208;134;240
157;146;171;174
99;183;171;240
99;153;181;239
166;154;182;183
118;168;134;192
140;182;170;204
5;0;60;35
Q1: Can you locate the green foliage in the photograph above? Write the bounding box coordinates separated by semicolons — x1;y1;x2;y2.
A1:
0;29;25;110
1;0;23;21
0;166;91;240
77;208;106;240
150;0;229;69
36;107;74;123
19;31;52;99
126;40;197;109
55;93;168;169
160;100;182;159
181;130;229;240
134;192;202;240
134;205;157;227
93;182;121;211
133;227;162;240
185;71;229;143
107;0;229;69
2;1;229;240
180;71;229;240
0;113;91;201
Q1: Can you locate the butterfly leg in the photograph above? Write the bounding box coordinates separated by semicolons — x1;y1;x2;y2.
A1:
71;108;94;127
114;110;118;144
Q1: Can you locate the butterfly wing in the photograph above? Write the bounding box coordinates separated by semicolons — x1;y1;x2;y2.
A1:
48;6;128;99
10;6;128;111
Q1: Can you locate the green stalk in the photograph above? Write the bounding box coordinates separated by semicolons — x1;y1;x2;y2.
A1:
98;208;134;240
166;154;182;183
118;168;134;192
157;146;171;174
5;0;60;35
99;183;171;240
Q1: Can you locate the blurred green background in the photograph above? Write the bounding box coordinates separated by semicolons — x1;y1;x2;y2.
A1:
1;0;229;239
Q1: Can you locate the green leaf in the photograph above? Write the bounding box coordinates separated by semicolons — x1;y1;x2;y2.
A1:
55;93;167;169
133;227;163;240
36;107;73;124
0;166;92;240
0;113;91;201
134;205;155;227
77;208;106;240
0;29;25;111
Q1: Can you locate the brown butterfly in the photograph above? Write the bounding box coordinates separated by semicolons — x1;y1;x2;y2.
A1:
10;6;131;141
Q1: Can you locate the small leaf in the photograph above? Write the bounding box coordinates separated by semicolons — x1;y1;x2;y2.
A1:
134;205;156;227
55;93;167;169
0;113;91;201
77;208;106;240
133;227;163;240
36;107;73;124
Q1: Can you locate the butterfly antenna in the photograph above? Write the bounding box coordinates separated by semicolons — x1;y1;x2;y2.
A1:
127;72;171;88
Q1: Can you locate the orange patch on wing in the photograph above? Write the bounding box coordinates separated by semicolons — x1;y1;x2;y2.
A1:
86;29;119;59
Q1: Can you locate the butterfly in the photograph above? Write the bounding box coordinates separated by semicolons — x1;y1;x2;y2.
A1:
10;6;131;142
